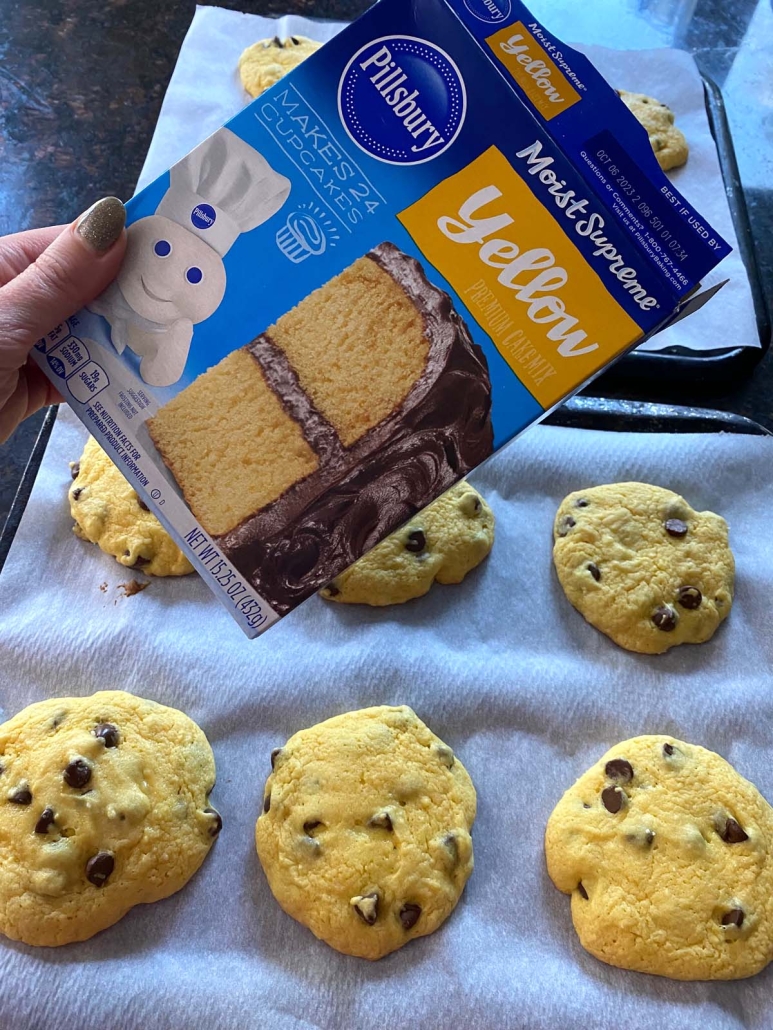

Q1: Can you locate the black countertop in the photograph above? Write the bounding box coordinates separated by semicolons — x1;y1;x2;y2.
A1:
1;0;771;527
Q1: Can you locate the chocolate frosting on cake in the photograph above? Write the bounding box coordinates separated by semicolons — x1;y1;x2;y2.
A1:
218;242;493;614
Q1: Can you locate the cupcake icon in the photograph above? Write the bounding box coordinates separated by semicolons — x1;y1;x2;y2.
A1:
276;211;328;263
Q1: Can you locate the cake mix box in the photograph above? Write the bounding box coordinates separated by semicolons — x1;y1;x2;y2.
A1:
33;0;731;636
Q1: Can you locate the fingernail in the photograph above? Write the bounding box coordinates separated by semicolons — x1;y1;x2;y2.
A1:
75;197;126;253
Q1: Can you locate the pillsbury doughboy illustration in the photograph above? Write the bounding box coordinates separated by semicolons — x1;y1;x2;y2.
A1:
90;127;291;387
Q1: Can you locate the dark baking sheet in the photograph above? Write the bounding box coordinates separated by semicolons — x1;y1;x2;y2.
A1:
591;75;771;395
1;399;769;575
0;406;58;573
547;396;772;435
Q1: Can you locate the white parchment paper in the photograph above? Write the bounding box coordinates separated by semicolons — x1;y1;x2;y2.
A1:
135;6;758;354
1;406;772;1029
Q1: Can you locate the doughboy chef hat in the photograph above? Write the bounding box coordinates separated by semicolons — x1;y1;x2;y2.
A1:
155;127;291;257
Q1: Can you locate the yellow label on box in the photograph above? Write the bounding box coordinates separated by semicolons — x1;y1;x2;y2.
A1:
485;22;580;120
398;146;641;408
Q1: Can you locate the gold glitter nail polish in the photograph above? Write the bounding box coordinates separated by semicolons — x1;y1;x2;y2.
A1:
75;197;126;253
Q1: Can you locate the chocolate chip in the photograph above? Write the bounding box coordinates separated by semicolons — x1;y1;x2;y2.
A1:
64;759;91;788
70;462;80;480
263;794;271;813
51;711;67;729
368;812;393;831
588;562;601;581
272;35;283;46
601;785;626;814
351;892;379;926
721;908;744;928
577;882;588;899
405;530;426;553
290;36;300;45
605;758;633;782
626;827;655;848
303;820;323;835
35;807;56;834
270;747;283;769
205;807;222;838
443;833;459;866
325;583;340;597
137;497;149;512
574;498;590;508
9;788;32;805
435;744;454;768
134;556;151;568
718;817;748;844
665;518;688;537
663;742;676;757
399;903;422;930
71;487;83;501
86;852;114;888
557;516;576;537
652;605;677;631
94;723;119;748
677;586;702;610
472;496;481;513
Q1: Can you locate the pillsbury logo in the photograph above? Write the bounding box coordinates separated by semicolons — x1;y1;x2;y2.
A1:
191;203;216;229
338;36;466;166
463;0;511;23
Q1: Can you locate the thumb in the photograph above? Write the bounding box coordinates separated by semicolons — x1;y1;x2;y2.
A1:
0;197;127;354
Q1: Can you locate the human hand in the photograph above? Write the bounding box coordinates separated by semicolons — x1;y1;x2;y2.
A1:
0;197;126;443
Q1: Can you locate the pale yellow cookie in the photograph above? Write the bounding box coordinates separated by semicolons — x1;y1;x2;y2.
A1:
617;89;688;171
545;736;773;980
0;691;221;946
69;436;193;577
320;481;494;606
256;705;476;959
552;482;733;654
239;36;322;99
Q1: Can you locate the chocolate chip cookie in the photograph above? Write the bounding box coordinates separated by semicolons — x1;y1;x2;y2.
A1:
545;736;773;980
0;691;221;946
617;89;689;171
319;481;494;606
552;482;734;654
69;436;193;577
255;706;476;959
239;35;322;99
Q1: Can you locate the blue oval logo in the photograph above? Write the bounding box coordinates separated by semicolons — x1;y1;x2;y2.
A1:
338;36;466;166
47;355;66;378
463;0;511;23
191;204;216;230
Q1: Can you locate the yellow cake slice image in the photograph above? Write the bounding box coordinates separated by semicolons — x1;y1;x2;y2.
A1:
147;242;493;614
148;348;319;538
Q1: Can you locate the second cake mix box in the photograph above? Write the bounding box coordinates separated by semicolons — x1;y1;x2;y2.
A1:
32;0;731;636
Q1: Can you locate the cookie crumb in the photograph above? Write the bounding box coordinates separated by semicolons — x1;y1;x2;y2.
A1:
117;580;149;597
99;582;108;593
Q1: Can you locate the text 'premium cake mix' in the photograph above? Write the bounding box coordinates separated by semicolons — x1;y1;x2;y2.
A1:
33;0;731;636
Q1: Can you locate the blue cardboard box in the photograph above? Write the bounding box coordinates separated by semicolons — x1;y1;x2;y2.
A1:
34;0;729;635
